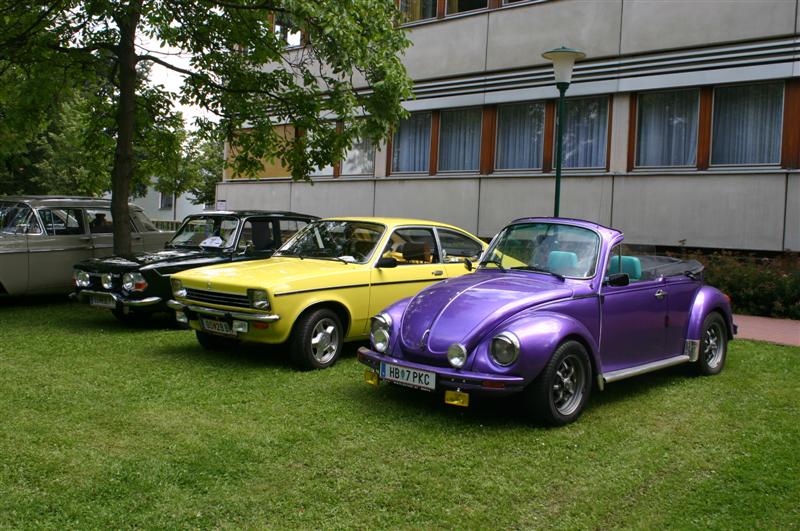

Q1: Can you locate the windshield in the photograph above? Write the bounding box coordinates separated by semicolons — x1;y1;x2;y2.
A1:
0;202;39;234
276;220;385;263
169;216;239;249
482;222;600;279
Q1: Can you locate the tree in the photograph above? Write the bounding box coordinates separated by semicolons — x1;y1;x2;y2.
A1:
0;0;412;257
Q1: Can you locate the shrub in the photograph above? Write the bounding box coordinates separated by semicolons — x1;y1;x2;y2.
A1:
684;252;800;320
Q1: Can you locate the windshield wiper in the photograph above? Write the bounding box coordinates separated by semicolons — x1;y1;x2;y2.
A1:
510;266;565;281
480;257;506;271
276;251;304;260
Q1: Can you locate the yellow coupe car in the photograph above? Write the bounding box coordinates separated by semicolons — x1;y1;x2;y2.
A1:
168;217;486;369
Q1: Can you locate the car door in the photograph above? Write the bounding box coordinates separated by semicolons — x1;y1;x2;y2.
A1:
368;226;447;328
598;247;668;373
86;208;115;257
27;206;94;292
435;227;484;278
0;202;35;295
131;208;172;251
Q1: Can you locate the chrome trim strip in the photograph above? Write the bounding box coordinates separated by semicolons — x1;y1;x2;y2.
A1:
601;355;691;385
29;246;92;253
684;339;701;362
167;300;280;322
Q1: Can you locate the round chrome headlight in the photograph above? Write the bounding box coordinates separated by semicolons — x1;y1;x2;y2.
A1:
490;332;520;366
447;343;467;368
248;289;270;310
101;273;113;290
370;314;392;353
171;278;186;297
122;272;147;292
73;270;91;288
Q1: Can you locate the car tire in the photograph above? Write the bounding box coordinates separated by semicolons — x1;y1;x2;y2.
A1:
111;308;150;324
696;312;727;376
524;340;592;426
195;330;239;351
290;308;343;370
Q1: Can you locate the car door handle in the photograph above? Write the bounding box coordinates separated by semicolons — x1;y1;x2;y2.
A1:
654;289;667;300
432;270;444;276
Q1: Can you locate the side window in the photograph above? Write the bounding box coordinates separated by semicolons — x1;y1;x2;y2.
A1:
381;227;440;265
38;208;85;236
237;219;277;252
606;244;645;283
279;219;308;243
132;210;159;232
0;203;41;234
86;209;114;234
437;228;483;263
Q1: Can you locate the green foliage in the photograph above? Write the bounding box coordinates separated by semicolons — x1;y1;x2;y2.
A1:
0;301;799;528
700;253;800;320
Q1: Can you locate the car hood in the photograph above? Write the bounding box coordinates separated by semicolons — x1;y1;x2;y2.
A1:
174;256;364;294
400;270;574;355
75;248;231;274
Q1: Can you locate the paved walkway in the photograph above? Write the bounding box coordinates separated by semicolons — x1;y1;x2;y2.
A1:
734;314;800;347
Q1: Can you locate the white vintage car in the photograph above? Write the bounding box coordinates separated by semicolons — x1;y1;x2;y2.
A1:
0;196;172;296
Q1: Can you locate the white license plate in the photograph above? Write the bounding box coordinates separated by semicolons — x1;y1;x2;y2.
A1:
380;362;436;391
201;318;236;336
89;294;116;309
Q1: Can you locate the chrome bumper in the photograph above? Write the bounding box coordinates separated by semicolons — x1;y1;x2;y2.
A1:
167;299;280;322
72;290;162;307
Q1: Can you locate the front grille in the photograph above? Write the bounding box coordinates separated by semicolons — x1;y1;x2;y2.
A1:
185;288;250;309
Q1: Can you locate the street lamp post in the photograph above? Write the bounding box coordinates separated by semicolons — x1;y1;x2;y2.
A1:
542;46;585;217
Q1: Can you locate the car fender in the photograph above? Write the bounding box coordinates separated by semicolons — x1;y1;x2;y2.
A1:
470;310;599;385
685;286;735;342
288;290;365;340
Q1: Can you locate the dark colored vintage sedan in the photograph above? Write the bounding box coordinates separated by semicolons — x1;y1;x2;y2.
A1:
71;210;317;321
358;217;736;425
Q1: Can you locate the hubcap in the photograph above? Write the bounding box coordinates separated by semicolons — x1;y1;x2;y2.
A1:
310;318;339;364
703;323;724;369
552;354;585;416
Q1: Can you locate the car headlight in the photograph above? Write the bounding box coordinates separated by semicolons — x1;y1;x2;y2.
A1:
171;278;186;297
248;289;270;310
122;272;148;292
73;270;91;288
490;332;520;366
101;273;113;290
370;313;392;353
447;343;467;369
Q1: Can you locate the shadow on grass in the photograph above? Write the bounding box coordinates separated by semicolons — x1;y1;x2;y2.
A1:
345;362;698;429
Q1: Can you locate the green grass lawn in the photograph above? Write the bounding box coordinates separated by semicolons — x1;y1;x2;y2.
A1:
1;299;798;529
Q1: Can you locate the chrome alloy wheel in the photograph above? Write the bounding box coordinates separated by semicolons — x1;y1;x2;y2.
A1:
703;321;725;369
310;318;339;364
552;353;586;416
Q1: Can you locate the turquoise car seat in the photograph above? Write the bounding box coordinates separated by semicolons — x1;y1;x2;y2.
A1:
609;255;642;281
547;251;578;275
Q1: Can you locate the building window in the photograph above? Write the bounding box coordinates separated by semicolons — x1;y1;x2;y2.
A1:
159;192;174;210
275;14;302;47
636;89;699;167
393;112;431;173
562;96;608;169
438;108;482;172
399;0;437;22
495;102;545;170
446;0;487;15
341;137;375;176
711;83;783;165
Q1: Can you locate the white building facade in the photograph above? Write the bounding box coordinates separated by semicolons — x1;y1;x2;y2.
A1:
217;0;800;251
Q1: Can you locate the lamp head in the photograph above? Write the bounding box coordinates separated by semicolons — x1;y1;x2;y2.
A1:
542;46;586;85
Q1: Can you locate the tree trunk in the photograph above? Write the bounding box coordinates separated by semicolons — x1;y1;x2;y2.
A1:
110;2;142;258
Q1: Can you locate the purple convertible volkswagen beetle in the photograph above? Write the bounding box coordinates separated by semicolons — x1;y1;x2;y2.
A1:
357;217;736;425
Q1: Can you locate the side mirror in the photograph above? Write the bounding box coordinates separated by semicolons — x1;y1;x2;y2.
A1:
376;256;398;268
606;272;630;287
464;258;473;271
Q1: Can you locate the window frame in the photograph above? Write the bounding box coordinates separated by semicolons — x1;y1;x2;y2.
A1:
708;80;785;169
380;225;443;266
436;106;484;174
633;87;701;170
445;0;490;17
391;111;434;175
